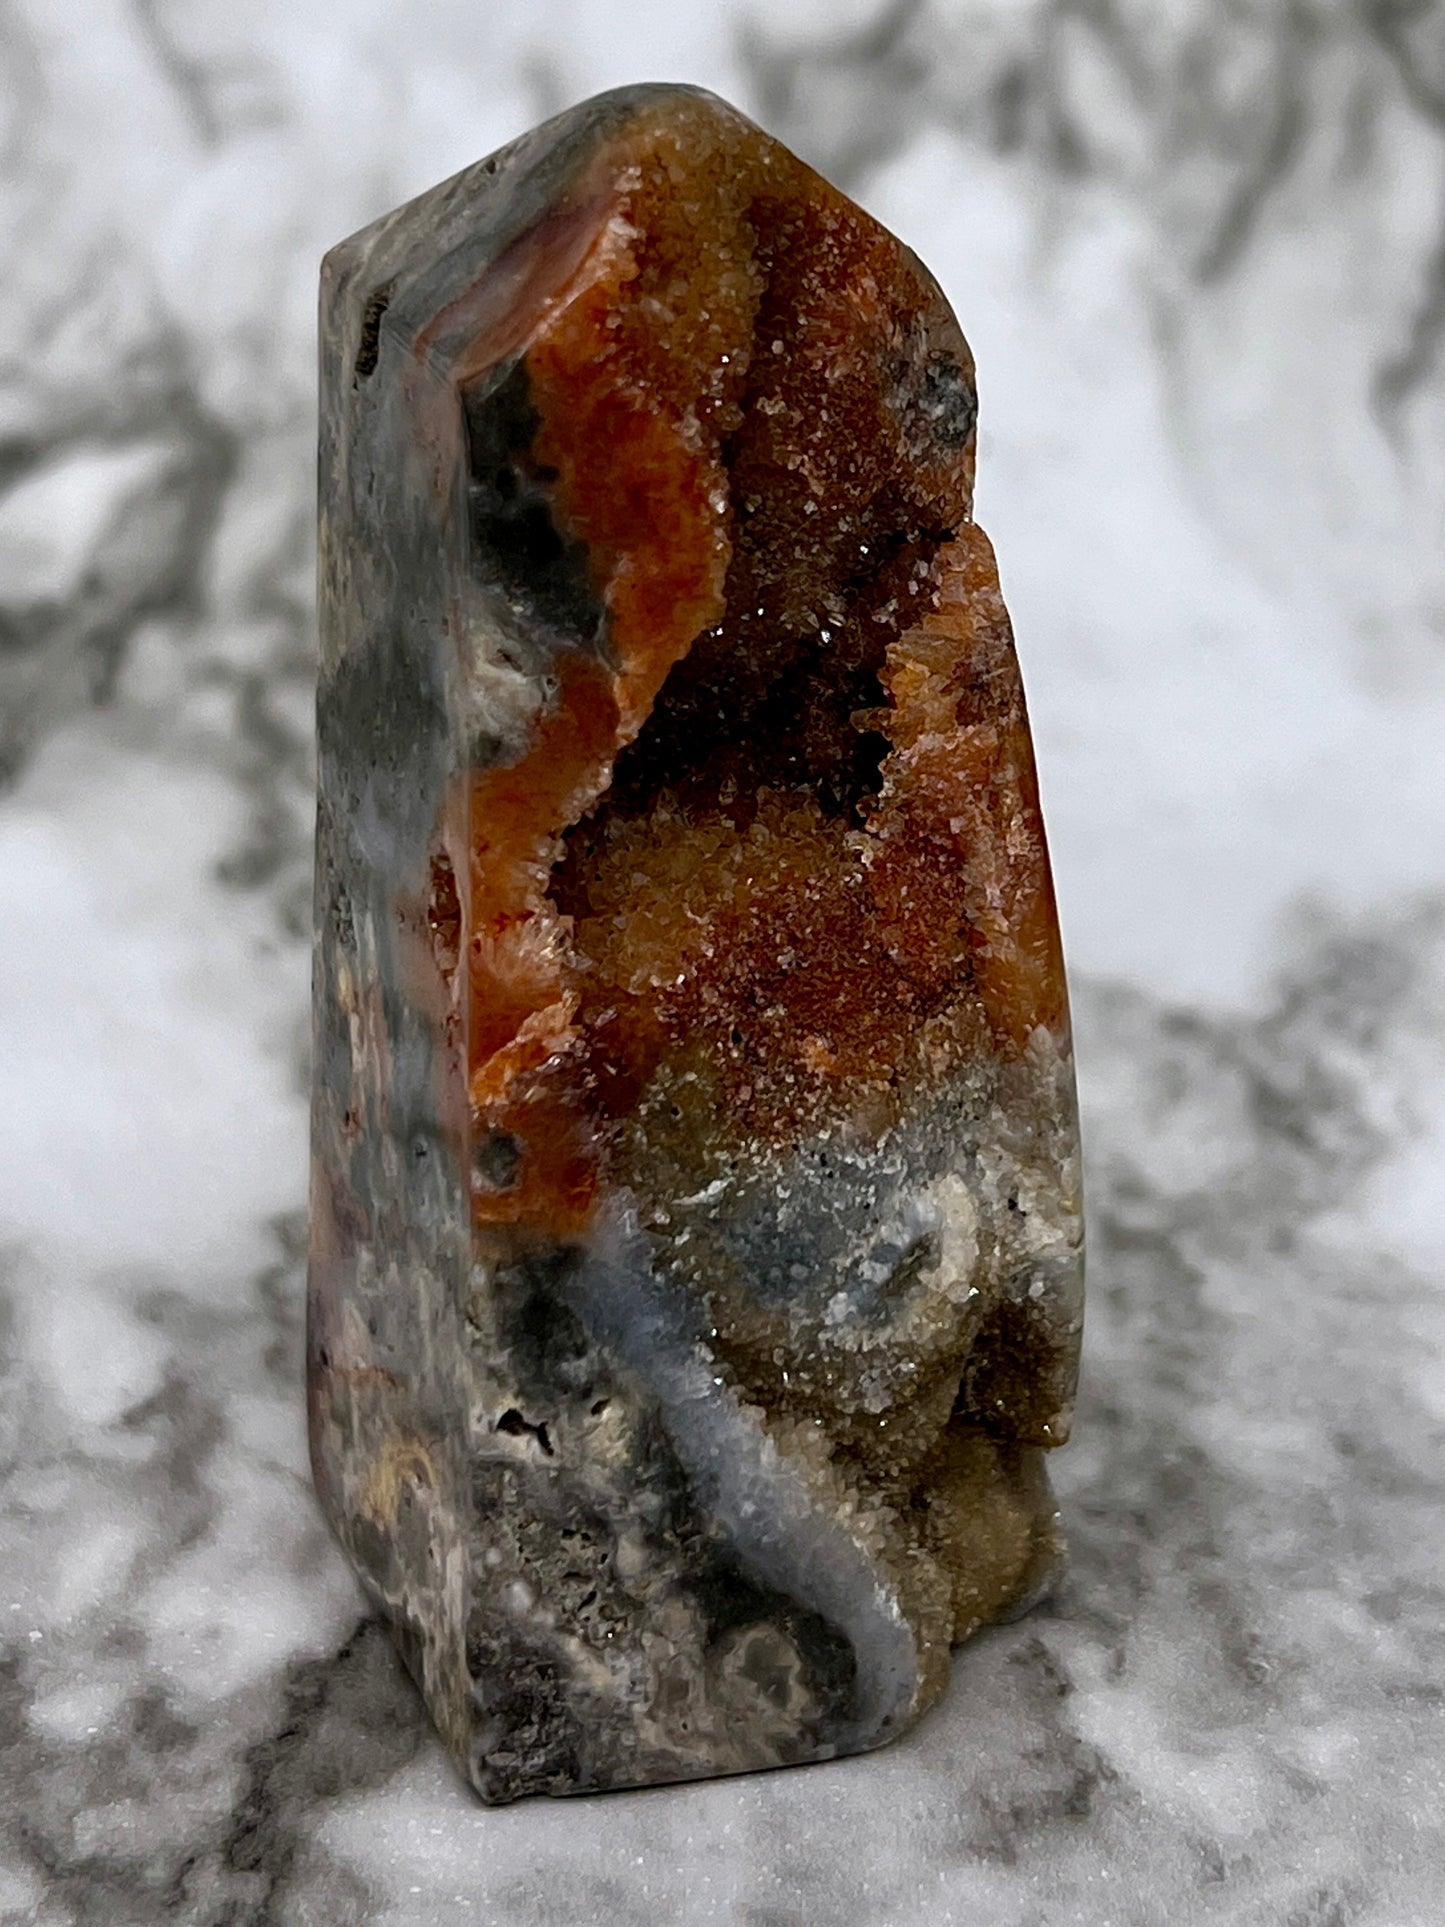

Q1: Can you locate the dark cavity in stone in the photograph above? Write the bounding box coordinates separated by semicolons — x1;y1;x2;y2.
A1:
473;1129;522;1191
462;358;608;649
354;281;394;381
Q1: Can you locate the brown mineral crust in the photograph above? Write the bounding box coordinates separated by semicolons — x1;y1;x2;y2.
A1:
916;1427;1062;1641
869;523;1067;1050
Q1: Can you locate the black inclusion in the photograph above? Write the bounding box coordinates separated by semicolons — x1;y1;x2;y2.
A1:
489;1245;597;1408
353;280;393;381
916;353;977;449
462;358;607;648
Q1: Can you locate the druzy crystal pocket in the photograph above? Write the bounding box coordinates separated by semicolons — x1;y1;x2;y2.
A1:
310;82;1083;1803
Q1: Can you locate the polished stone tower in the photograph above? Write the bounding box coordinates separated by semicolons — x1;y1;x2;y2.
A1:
311;82;1083;1803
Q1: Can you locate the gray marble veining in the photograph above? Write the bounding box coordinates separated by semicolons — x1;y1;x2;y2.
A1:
1;1;1443;1921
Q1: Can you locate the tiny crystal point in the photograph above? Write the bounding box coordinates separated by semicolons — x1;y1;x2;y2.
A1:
311;82;1083;1803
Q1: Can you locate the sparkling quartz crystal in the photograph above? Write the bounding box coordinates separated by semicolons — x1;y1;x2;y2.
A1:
310;82;1084;1804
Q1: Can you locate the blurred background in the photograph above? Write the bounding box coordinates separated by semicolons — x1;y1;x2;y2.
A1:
1;4;1443;1922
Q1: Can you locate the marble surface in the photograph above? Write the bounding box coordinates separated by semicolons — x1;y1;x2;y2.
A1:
1;2;1443;1921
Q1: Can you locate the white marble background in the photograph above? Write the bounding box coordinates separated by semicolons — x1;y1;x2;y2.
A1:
2;2;1444;1922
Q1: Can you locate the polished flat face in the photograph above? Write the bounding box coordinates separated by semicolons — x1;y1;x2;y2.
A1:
312;82;1083;1803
